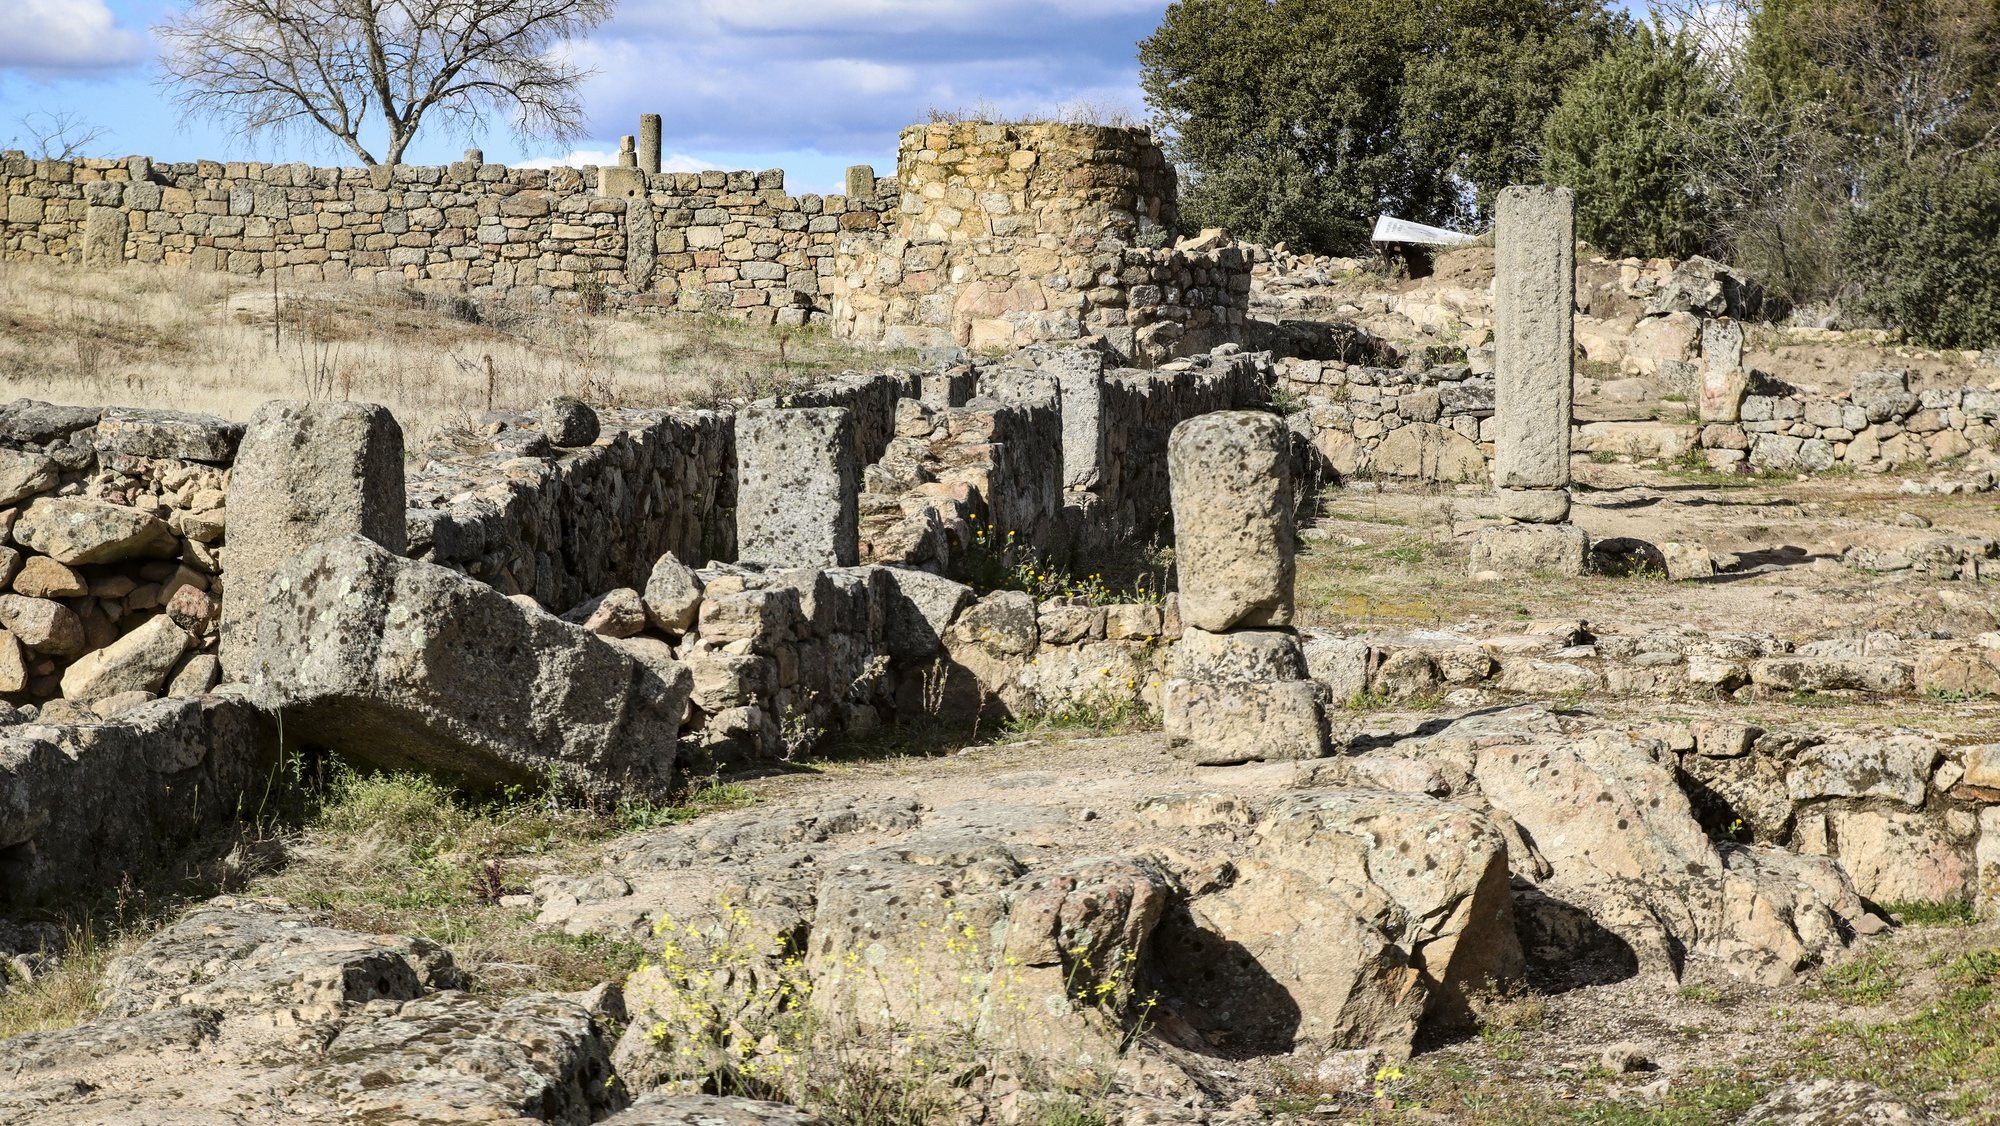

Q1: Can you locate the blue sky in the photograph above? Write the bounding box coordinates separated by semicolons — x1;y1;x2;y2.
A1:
0;0;1169;194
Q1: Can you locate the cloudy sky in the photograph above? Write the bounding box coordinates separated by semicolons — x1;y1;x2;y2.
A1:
0;0;1168;194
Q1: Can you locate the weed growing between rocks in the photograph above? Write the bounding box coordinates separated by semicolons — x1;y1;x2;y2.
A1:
0;760;769;1042
0;925;134;1041
959;518;1171;606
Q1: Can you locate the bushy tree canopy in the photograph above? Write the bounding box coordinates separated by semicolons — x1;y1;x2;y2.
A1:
1139;0;1624;252
1846;153;2000;349
1542;28;1725;259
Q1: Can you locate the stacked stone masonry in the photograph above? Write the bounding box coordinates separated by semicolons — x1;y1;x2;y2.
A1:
0;151;894;324
1286;362;2000;480
2;122;1245;358
0;401;232;715
826;122;1251;366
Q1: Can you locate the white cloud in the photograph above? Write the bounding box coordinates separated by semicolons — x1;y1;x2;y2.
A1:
569;0;1165;154
0;0;144;72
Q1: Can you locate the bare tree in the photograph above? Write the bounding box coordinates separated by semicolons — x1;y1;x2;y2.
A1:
13;110;109;160
155;0;614;166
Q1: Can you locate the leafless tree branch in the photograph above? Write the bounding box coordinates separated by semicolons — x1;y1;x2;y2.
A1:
154;0;613;165
13;110;110;161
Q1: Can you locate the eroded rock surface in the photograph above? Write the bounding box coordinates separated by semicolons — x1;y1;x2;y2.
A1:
249;535;690;798
0;898;624;1125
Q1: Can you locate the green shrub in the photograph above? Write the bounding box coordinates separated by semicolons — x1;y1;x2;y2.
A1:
1541;26;1725;259
1844;153;2000;349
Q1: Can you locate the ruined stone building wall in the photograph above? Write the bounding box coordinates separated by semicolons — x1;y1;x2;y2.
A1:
1284;358;2000;483
827;123;1250;366
405;408;736;611
0;152;896;324
0;402;233;709
2;124;1245;355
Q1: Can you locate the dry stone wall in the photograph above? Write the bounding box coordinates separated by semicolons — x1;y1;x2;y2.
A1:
405;407;735;612
0;152;894;324
828;123;1250;366
0;401;231;714
1287;363;2000;481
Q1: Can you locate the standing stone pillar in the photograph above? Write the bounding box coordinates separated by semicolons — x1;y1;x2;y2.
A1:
618;136;638;169
1161;411;1325;764
1473;186;1588;575
845;164;878;202
1492;185;1575;523
736;407;859;568
638;114;662;175
221;401;406;678
1699;319;1747;424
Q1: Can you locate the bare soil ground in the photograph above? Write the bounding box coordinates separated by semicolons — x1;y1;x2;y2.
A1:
1300;462;2000;645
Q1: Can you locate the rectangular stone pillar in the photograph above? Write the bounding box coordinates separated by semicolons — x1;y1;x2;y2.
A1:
638;114;662;175
618;136;637;168
736;407;859;568
1045;347;1108;489
1163;410;1322;763
1168;411;1293;631
1492;185;1575;523
845;164;877;202
221;401;406;678
1700;319;1747;423
83;206;125;269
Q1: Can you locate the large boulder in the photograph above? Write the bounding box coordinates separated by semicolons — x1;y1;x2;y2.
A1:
92;407;243;462
0;449;58;506
249;535;689;799
1467;723;1873;985
58;614;190;701
223;400;406;678
1369;421;1485;482
0;696;273;909
1150;789;1519;1057
1162;678;1326;765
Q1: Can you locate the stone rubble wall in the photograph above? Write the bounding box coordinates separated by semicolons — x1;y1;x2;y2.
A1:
854;349;1273;570
1283;359;1495;482
1100;349;1276;539
605;556;1179;764
1286;361;2000;480
754;370;922;469
0;693;274;908
405;407;736;612
828;123;1251;366
0;401;232;715
0;152;896;324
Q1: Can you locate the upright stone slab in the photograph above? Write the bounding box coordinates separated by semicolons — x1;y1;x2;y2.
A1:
1700;319;1748;423
1044;347;1108;489
83;206;125;269
1492;185;1575;523
1168;411;1293;632
638;113;662;174
736;407;859;569
618;136;637;168
221;401;406;678
845;164;878;202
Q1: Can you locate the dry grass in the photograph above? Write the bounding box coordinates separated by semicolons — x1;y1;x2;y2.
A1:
0;258;906;451
0;927;137;1041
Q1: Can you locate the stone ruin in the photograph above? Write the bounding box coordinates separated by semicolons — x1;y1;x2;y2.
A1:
1;119;1250;368
6;184;2000;1124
